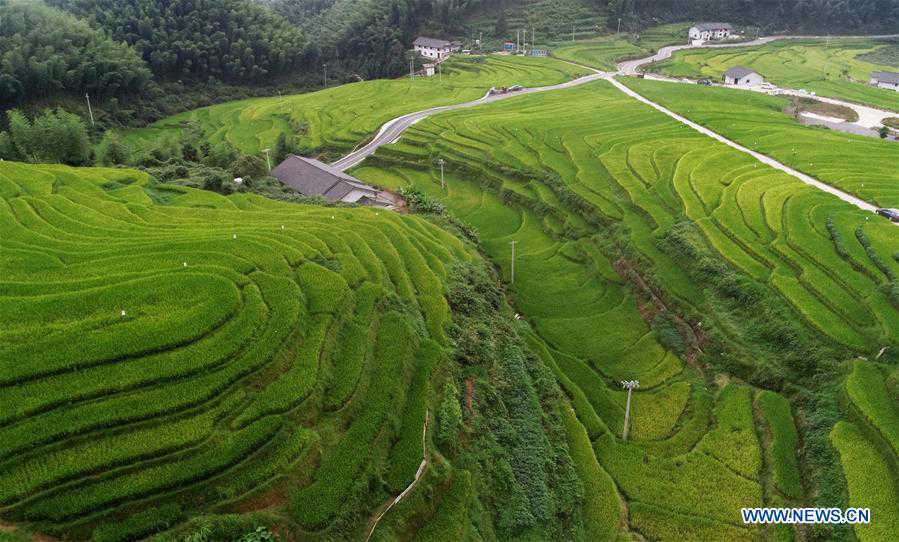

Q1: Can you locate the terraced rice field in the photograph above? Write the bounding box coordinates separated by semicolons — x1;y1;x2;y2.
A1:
0;161;476;539
648;39;899;111
833;359;899;541
623;78;899;208
352;78;899;538
553;24;691;71
122;55;585;159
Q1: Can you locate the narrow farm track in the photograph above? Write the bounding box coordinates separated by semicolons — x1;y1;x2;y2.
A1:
605;76;882;215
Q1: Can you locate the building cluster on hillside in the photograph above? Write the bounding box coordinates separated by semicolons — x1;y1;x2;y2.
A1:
870;71;899;91
689;22;734;43
271;155;395;208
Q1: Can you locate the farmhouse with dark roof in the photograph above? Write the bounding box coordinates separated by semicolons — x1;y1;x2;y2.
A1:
871;71;899;91
271;155;394;207
689;22;734;41
413;37;462;60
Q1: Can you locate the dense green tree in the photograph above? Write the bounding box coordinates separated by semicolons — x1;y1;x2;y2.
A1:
0;2;150;105
47;0;312;82
2;108;91;165
229;154;268;181
96;130;130;165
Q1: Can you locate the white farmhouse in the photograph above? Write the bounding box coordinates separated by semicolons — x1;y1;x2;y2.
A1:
723;66;764;87
689;22;734;42
870;72;899;91
413;37;461;60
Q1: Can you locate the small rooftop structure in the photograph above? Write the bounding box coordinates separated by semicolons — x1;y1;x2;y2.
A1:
871;71;899;91
723;66;764;87
271;155;394;207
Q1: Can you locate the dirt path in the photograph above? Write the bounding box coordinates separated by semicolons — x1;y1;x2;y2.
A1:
363;412;430;542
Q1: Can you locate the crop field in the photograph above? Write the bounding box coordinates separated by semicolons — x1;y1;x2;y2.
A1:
0;161;481;539
648;38;899;111
553;24;691;71
122;54;585;159
352;76;899;538
623;78;899;208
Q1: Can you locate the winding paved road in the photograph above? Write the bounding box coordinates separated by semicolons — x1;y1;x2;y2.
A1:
330;35;897;221
330;72;606;171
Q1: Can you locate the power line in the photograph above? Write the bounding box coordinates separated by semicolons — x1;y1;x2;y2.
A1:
621;380;640;441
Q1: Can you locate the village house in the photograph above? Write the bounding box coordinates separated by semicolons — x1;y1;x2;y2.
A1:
413;37;462;60
271;155;394;208
723;66;764;87
870;71;899;91
689;22;734;42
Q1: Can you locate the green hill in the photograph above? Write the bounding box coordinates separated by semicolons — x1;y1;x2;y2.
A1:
0;161;585;540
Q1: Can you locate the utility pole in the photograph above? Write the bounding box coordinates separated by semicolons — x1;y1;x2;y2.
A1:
516;29;520;52
262;148;272;171
85;93;94;126
323;64;327;87
437;158;445;189
621;380;640;441
617;18;622;36
410;58;415;81
510;240;517;284
572;23;575;42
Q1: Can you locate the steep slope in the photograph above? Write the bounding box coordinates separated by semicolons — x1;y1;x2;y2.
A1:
0;161;584;540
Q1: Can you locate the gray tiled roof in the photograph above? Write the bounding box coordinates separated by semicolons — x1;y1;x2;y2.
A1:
414;37;454;49
872;71;899;84
724;66;757;79
693;22;734;32
271;155;377;203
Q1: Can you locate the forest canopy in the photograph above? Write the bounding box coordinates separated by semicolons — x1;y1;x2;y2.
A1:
0;1;151;105
46;0;313;82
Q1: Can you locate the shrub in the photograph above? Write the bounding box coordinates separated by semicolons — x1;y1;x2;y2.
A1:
229;154;268;181
5;108;91;165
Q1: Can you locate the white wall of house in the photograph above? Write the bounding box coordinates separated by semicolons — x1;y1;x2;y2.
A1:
873;80;899;91
725;72;764;87
414;44;458;60
689;27;731;41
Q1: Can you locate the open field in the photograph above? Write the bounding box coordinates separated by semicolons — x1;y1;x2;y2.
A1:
622;78;899;208
347;77;898;538
122;55;585;160
648;39;899;111
0;161;480;539
553;24;691;71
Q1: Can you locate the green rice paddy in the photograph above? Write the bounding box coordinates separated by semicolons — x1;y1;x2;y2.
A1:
648;39;899;111
352;76;899;539
553;23;691;71
0;161;478;539
123;54;586;159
